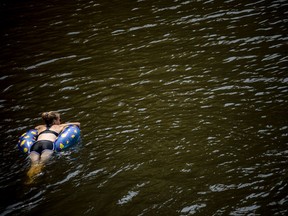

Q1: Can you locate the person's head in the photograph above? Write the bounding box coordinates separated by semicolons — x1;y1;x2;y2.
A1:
41;111;61;126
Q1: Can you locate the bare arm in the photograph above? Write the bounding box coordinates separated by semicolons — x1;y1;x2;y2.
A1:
60;122;80;129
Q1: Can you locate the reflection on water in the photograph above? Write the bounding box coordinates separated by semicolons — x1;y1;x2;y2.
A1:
1;0;287;215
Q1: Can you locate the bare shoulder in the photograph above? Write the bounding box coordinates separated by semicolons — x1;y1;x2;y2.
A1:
49;125;63;133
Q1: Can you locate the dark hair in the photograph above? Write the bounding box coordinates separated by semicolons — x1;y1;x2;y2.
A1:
41;111;60;126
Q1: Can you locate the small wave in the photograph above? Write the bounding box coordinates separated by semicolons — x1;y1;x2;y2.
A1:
24;55;77;70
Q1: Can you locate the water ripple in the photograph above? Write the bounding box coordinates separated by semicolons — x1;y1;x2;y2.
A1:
1;0;287;215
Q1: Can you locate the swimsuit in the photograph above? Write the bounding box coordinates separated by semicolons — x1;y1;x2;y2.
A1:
38;127;59;137
30;127;59;154
30;140;54;154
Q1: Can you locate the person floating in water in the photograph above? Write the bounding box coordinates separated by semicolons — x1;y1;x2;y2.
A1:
27;111;80;183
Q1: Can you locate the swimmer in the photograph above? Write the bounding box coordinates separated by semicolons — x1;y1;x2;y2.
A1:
26;111;80;183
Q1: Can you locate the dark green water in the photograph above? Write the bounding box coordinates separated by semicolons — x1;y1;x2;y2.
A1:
1;0;287;215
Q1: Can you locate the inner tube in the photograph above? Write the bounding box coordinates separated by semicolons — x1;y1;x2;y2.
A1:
18;125;81;153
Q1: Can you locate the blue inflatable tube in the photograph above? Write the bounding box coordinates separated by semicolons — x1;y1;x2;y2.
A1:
18;125;81;153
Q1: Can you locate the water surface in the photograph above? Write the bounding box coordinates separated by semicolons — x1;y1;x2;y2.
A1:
1;0;288;215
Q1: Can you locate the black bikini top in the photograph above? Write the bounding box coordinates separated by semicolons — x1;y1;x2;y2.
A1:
38;126;59;137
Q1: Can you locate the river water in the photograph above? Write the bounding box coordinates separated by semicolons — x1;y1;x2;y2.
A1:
0;0;287;215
